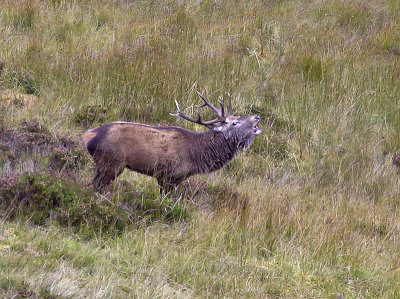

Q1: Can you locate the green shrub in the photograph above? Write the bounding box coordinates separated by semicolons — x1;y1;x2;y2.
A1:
0;120;87;172
0;173;92;225
48;146;87;172
0;172;188;233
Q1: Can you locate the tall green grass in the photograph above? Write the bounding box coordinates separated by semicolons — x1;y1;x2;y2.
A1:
1;0;400;297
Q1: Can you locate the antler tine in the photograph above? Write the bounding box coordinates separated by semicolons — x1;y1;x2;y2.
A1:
172;99;222;129
172;100;199;122
227;93;232;116
218;96;225;117
195;90;223;118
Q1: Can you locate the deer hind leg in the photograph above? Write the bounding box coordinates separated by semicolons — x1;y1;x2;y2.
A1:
92;159;125;192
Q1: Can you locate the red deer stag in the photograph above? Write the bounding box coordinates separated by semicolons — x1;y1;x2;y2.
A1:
83;91;262;193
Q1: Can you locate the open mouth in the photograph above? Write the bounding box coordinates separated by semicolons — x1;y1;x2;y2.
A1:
254;121;262;135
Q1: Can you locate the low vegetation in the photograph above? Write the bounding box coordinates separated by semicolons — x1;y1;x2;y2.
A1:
0;0;400;297
0;171;188;232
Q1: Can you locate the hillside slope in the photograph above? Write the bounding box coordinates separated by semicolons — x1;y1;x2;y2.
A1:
1;0;400;297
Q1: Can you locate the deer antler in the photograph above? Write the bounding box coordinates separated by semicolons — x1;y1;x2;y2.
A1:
227;93;232;116
195;91;227;118
195;91;232;118
171;91;230;129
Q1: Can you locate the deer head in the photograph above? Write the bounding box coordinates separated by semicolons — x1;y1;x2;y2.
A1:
173;91;262;150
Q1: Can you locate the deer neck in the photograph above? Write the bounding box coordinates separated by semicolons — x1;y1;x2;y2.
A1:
192;130;240;174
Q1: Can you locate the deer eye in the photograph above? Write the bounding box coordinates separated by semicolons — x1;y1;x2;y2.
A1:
232;121;239;126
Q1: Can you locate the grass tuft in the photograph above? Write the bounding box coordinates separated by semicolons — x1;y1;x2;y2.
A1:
7;71;38;95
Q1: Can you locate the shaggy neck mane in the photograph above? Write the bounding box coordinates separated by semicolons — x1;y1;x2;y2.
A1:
191;130;240;174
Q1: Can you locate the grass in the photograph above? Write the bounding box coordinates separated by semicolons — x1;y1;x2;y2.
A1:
1;0;400;297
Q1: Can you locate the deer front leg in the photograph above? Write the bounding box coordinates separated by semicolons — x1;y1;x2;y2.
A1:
92;160;125;193
157;176;184;197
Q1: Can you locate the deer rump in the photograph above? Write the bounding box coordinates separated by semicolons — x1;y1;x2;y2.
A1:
83;92;262;193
